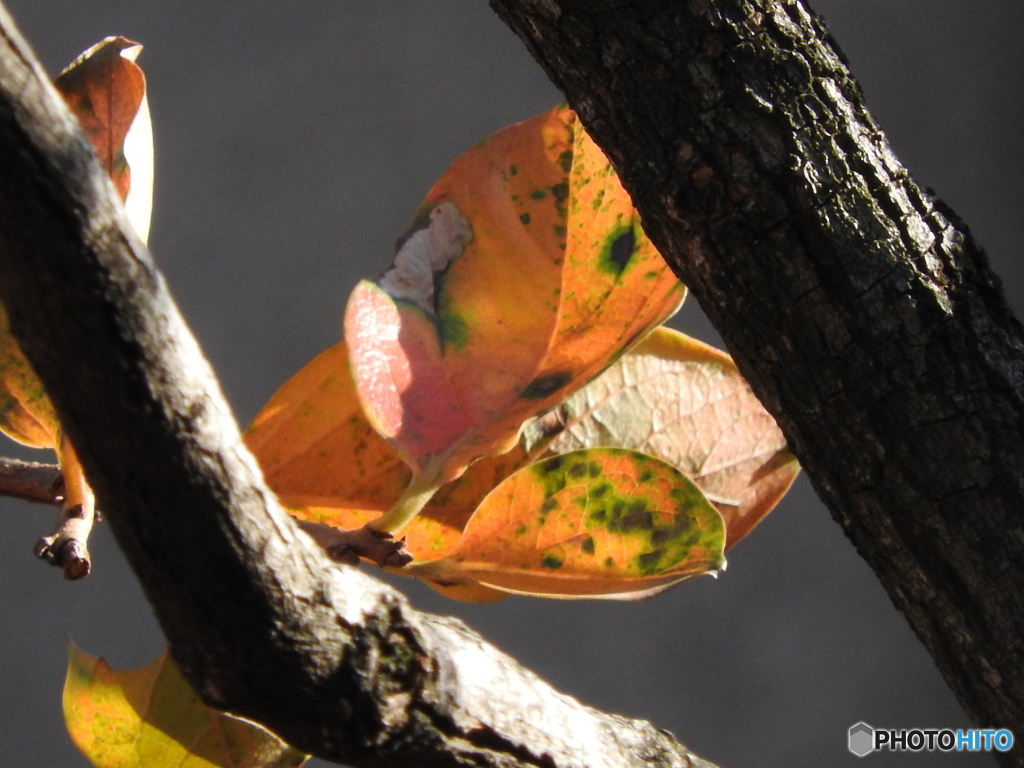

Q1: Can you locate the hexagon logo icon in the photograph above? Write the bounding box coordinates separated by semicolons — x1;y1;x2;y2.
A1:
849;722;875;757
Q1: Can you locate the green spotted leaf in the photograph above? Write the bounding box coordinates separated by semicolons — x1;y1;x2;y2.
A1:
405;448;725;600
523;327;800;549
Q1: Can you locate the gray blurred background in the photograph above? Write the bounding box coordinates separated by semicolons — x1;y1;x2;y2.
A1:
0;2;1020;766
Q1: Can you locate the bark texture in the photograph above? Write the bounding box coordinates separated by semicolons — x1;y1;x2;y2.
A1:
0;5;720;768
490;0;1024;757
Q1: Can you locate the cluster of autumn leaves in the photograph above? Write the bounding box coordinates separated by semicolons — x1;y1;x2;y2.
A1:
2;38;799;768
250;101;799;602
3;38;798;604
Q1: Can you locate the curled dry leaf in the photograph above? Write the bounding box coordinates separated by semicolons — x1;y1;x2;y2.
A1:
54;36;153;239
344;105;683;532
406;448;726;600
64;645;308;768
524;327;799;549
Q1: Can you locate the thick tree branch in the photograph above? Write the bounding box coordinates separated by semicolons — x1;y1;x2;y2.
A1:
490;0;1024;759
0;5;719;768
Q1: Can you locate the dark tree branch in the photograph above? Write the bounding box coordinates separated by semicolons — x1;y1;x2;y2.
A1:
489;0;1024;759
0;5;719;768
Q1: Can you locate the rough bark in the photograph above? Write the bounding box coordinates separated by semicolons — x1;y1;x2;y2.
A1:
489;0;1024;758
0;5;720;768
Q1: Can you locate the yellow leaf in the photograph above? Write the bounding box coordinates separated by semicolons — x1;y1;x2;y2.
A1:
0;304;59;448
64;645;308;768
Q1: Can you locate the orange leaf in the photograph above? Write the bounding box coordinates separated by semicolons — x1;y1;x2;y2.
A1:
420;577;510;603
245;342;411;511
54;37;147;204
533;107;684;404
345;108;570;484
244;340;511;603
345;106;683;531
524;327;799;549
407;448;725;600
64;645;308;768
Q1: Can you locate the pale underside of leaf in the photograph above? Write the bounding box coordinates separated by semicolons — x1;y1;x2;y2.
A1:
377;200;473;314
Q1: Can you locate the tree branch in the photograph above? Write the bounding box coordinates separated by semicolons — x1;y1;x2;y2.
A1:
489;0;1024;758
0;5;719;767
0;457;61;504
0;456;94;579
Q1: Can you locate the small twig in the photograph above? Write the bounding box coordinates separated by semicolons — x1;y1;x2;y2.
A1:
0;456;62;504
295;520;413;568
33;436;96;579
0;457;410;575
33;499;94;579
0;455;95;579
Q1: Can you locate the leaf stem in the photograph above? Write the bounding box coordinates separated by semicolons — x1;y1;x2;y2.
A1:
369;472;440;534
